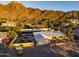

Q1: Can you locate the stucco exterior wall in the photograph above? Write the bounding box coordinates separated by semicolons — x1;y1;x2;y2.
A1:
37;39;49;45
2;21;16;27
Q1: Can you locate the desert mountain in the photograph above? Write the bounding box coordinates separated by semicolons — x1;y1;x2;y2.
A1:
0;1;79;28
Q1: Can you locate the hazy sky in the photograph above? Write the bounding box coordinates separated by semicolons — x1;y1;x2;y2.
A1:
0;1;79;12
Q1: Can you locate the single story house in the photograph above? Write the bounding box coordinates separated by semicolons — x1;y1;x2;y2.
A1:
1;21;16;27
33;31;66;45
9;30;66;48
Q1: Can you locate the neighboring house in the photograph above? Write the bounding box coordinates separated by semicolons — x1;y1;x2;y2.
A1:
68;18;79;25
2;21;16;27
33;31;66;45
63;18;79;29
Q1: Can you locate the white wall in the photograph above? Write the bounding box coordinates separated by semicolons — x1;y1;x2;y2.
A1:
37;39;49;45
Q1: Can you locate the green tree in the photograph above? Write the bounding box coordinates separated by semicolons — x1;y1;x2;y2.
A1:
7;31;17;39
12;27;21;33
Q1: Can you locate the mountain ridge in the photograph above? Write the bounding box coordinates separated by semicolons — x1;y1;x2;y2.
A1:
0;1;79;28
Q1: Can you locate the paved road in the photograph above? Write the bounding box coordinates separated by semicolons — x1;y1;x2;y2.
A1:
24;45;64;57
9;42;79;57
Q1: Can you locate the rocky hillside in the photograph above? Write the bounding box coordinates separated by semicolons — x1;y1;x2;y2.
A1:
0;1;79;28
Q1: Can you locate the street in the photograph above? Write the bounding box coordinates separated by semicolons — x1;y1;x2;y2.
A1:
8;42;79;57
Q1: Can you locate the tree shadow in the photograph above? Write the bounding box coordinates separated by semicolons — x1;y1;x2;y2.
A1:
66;50;79;57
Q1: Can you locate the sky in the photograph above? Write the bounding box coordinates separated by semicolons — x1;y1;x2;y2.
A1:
0;1;79;12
